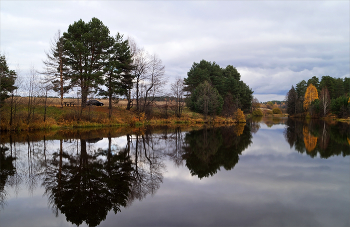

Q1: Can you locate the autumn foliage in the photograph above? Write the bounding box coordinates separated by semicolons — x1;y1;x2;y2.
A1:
272;108;282;114
233;108;246;123
303;84;319;110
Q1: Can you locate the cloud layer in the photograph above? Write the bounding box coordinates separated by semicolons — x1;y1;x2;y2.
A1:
1;1;349;101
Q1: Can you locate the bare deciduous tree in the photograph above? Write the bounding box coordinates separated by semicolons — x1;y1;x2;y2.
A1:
140;54;165;113
26;67;40;124
171;77;185;117
129;38;166;114
251;97;260;111
319;87;331;117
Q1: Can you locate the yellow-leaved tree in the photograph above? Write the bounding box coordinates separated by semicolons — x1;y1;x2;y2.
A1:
233;108;246;123
303;84;318;110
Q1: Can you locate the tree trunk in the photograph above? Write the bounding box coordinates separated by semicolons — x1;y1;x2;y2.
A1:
10;93;14;126
108;76;112;119
126;89;133;110
109;92;112;119
44;90;48;122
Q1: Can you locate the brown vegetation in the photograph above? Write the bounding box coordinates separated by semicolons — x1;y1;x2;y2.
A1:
0;97;241;131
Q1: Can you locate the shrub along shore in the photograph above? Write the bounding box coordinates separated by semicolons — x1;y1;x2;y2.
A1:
0;104;247;131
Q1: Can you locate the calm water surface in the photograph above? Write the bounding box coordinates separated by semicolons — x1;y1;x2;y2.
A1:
0;118;349;227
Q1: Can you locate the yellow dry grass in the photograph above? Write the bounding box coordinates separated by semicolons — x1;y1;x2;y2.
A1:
6;97;182;108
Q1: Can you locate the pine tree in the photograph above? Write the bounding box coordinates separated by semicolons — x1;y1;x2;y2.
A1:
286;86;298;115
0;55;17;107
190;81;223;119
99;33;133;118
63;18;113;107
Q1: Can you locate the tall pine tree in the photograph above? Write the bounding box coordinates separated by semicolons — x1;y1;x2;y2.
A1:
63;18;113;107
99;33;134;118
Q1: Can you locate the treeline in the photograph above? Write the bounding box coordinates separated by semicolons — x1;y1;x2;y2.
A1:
2;18;253;126
184;60;253;119
0;17;186;127
286;76;350;118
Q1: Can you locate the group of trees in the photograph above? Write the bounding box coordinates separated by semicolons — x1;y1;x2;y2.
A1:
184;60;253;119
2;19;254;123
42;17;166;118
43;18;131;111
286;76;350;118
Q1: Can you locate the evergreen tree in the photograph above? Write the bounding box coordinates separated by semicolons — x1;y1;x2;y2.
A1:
334;78;345;99
320;76;336;99
63;18;114;107
307;76;320;92
189;81;223;119
344;77;350;96
184;60;218;93
295;80;307;99
99;33;133;118
0;55;17;107
184;60;252;113
286;86;298;115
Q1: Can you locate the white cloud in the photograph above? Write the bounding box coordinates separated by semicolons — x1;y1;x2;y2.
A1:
1;1;348;100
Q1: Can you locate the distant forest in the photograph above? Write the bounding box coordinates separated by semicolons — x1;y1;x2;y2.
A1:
285;76;350;118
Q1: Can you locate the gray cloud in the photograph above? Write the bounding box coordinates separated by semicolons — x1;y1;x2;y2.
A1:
1;1;348;101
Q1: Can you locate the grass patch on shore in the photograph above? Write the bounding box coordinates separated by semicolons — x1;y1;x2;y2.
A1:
0;105;239;131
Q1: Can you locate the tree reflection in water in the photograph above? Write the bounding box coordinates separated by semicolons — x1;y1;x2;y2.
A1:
126;129;165;204
41;128;169;226
0;145;16;208
1;124;255;225
42;137;133;226
182;124;253;179
284;118;350;158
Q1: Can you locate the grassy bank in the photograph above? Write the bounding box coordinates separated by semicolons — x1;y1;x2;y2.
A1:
0;104;239;131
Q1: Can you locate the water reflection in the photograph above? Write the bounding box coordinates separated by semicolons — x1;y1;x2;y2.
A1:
42;138;132;226
41;129;169;226
1;120;348;226
182;124;252;179
0;125;252;223
0;145;16;208
284;119;350;158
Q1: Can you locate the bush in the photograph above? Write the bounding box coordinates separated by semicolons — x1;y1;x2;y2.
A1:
272;108;282;114
252;109;263;116
233;108;246;123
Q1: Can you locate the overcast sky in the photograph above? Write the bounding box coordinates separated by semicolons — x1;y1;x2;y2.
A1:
1;0;349;102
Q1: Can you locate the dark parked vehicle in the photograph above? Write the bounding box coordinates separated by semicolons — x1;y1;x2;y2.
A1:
86;100;104;106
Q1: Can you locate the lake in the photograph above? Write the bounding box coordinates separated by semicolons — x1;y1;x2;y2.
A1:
0;118;349;227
